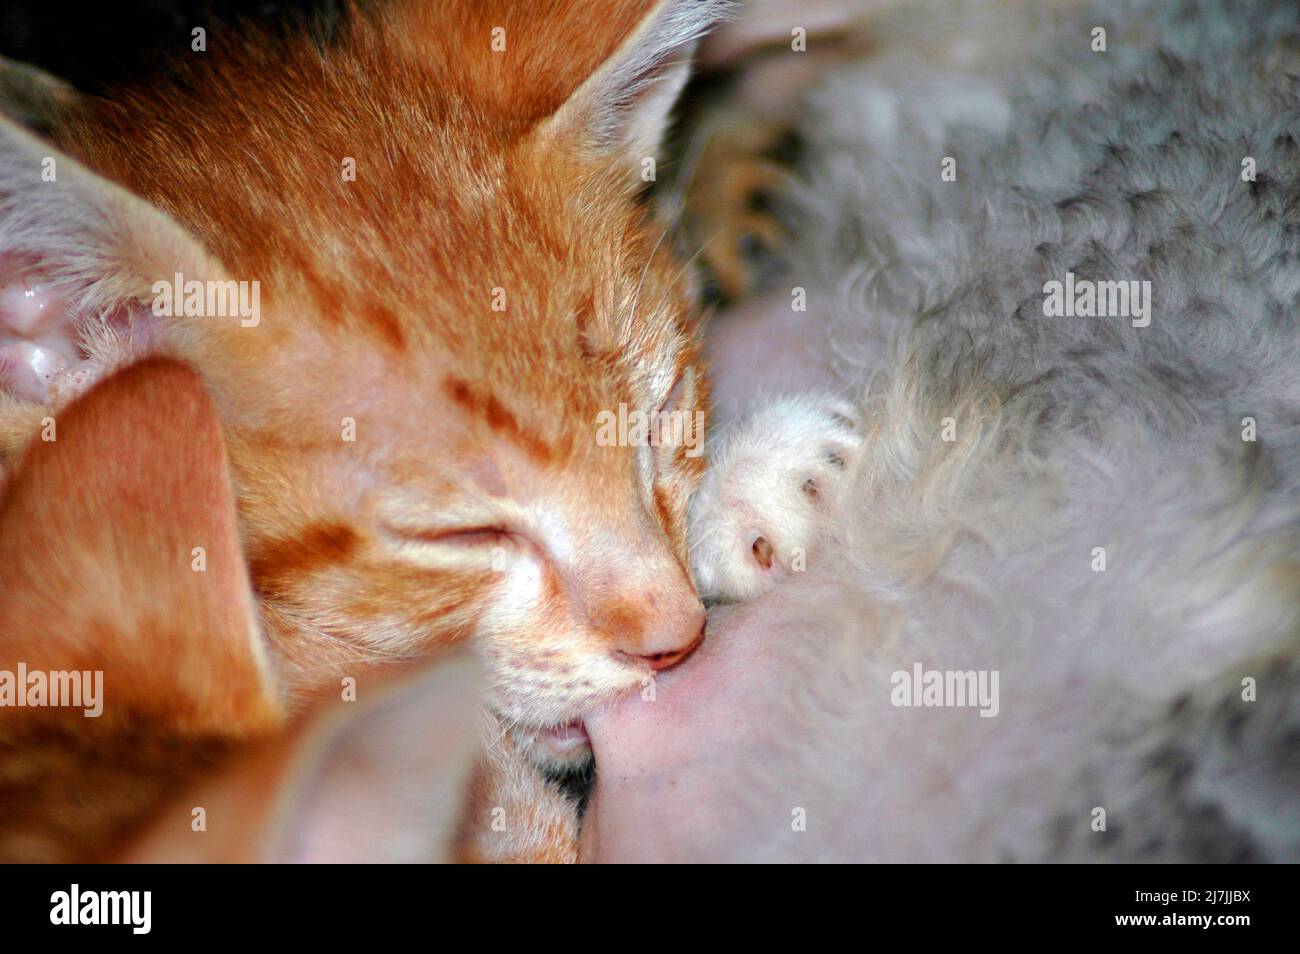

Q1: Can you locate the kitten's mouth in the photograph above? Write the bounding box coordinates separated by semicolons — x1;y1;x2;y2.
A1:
524;718;592;772
538;719;590;754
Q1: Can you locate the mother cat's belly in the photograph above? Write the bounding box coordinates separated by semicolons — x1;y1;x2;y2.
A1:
578;580;896;864
702;288;837;417
578;600;771;863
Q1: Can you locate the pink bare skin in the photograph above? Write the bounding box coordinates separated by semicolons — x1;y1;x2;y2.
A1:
0;254;151;406
580;294;856;862
703;287;835;419
0;256;77;403
579;598;792;863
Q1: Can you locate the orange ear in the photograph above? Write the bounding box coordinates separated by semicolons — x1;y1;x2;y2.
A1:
383;0;724;158
0;356;280;732
528;0;729;161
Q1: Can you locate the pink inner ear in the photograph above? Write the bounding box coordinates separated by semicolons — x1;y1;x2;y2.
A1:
0;254;74;402
0;253;148;405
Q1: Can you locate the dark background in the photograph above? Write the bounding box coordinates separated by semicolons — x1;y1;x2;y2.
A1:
0;1;347;92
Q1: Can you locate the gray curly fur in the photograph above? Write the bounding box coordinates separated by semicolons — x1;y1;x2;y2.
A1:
765;0;1300;860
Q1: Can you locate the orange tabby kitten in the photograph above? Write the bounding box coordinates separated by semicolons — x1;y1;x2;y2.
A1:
0;0;726;860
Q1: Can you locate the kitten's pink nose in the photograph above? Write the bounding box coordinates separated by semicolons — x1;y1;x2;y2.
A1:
616;603;706;671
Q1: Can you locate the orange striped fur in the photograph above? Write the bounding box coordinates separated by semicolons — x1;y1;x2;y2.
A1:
0;0;727;860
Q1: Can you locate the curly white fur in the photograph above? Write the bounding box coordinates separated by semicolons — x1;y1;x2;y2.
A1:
688;0;1300;860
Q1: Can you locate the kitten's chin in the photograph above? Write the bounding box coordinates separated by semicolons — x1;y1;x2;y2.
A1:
518;720;592;772
496;663;653;771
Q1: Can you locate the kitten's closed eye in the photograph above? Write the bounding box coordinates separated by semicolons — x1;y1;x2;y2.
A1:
375;494;521;552
387;525;512;548
379;519;526;568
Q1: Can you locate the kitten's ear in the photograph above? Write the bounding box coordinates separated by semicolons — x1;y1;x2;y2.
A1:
129;652;483;863
0;113;229;413
536;0;731;163
0;56;82;135
0;357;280;733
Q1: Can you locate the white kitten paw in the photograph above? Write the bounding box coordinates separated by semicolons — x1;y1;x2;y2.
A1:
689;392;861;602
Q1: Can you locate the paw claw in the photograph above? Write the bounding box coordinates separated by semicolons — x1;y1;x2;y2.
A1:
689;392;862;602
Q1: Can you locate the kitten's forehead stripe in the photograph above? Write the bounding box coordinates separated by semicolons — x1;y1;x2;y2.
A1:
442;375;555;464
282;244;344;326
363;301;408;353
575;296;597;360
279;242;406;352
